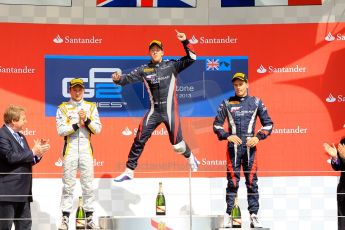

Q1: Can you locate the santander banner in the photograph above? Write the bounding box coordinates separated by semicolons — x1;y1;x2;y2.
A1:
0;23;344;178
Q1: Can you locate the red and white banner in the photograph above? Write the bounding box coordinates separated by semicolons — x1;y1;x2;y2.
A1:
0;22;344;179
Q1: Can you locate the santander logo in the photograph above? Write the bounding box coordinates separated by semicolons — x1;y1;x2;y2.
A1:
53;34;102;44
122;127;168;136
189;35;199;44
324;32;345;42
257;65;267;74
55;157;104;167
55;158;63;167
326;93;337;103
325;32;335;42
53;35;64;44
256;64;306;74
188;34;237;45
122;127;133;136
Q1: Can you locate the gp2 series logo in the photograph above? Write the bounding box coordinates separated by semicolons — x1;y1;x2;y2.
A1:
62;67;127;108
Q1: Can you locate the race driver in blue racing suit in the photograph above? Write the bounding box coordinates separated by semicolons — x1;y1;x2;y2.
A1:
112;30;199;182
213;72;273;228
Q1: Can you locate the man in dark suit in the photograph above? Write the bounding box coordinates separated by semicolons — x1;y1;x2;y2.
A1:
324;137;345;230
0;105;50;230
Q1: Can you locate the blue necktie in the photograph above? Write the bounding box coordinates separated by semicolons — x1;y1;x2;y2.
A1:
14;132;24;148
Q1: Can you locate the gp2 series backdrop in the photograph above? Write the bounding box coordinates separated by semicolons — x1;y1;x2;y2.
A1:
0;22;344;178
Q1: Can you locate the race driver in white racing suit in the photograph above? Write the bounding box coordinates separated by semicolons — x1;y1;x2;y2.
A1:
56;78;102;230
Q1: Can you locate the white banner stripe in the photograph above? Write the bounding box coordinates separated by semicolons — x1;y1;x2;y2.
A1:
255;0;288;6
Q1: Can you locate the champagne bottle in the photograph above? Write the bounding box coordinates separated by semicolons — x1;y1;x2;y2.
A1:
76;196;86;229
156;182;166;215
231;195;241;228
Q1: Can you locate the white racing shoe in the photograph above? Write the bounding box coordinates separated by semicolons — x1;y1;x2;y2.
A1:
113;168;134;182
250;213;263;228
86;216;100;230
58;216;69;230
223;213;232;228
188;153;200;172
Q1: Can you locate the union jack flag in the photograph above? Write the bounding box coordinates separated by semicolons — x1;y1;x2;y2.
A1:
206;59;220;71
97;0;196;7
221;0;322;7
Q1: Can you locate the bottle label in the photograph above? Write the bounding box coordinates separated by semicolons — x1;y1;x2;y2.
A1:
76;219;86;227
156;206;166;213
232;218;242;226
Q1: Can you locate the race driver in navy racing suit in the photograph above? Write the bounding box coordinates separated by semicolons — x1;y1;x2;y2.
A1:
213;72;273;228
112;30;199;182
